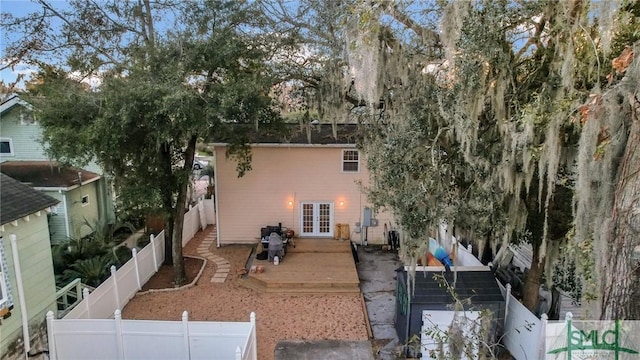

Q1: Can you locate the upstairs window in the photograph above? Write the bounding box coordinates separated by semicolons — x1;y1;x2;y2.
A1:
342;149;360;172
0;138;13;156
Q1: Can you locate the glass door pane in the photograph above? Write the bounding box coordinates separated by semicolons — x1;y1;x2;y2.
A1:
302;203;314;233
318;203;331;234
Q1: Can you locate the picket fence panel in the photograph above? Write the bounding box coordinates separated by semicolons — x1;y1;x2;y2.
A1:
47;311;257;360
499;283;546;360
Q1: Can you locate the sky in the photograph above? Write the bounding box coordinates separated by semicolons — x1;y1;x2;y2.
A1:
0;0;59;87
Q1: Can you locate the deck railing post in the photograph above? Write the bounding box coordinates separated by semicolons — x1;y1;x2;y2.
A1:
235;346;242;360
75;278;82;306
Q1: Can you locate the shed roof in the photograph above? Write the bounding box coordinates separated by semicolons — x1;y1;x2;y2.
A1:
397;269;504;304
0;161;100;188
0;173;59;225
209;123;360;145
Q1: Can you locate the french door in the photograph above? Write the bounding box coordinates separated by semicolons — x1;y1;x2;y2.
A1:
300;202;333;237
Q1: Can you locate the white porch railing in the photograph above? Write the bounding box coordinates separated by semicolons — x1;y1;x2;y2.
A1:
47;310;257;360
55;278;84;318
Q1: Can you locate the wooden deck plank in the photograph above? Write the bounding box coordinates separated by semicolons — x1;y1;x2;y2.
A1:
244;239;360;294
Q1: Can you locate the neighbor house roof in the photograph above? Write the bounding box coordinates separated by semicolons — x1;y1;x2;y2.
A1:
210;123;360;145
0;94;32;115
0;161;100;189
0;173;59;225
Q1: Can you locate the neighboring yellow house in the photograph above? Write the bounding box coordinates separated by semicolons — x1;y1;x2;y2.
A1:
0;95;115;242
211;124;393;246
0;174;58;360
0;161;102;242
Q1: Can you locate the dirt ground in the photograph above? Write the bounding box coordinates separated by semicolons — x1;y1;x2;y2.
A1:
141;256;204;291
122;226;369;360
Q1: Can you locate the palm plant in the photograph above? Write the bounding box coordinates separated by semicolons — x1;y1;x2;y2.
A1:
62;256;114;287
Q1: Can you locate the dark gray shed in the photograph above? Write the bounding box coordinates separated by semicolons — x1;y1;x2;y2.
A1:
395;268;505;347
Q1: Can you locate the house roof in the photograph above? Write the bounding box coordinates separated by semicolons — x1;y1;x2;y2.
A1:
0;94;32;115
210;123;360;145
0;173;59;225
0;161;100;188
396;269;504;304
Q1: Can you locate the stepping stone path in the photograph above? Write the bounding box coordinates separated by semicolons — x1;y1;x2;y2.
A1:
196;226;231;283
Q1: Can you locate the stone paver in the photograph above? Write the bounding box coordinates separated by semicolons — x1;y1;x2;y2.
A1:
195;226;232;283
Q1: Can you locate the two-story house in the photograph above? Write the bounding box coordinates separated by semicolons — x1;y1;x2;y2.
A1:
0;95;114;242
0;173;59;359
210;123;394;246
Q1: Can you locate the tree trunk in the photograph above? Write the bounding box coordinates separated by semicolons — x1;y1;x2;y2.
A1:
171;135;198;286
600;94;640;320
159;143;174;265
523;241;543;312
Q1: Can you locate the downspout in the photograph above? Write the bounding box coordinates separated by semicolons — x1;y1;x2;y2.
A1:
9;234;31;358
213;150;220;248
59;190;70;239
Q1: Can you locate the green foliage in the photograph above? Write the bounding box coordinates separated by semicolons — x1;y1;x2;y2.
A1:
7;0;285;284
114;245;133;265
62;256;114;288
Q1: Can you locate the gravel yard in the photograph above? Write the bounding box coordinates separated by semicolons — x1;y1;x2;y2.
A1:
122;226;369;360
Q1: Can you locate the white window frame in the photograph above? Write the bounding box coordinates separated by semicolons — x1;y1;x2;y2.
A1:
0;138;14;156
0;237;11;309
341;149;360;173
81;194;90;207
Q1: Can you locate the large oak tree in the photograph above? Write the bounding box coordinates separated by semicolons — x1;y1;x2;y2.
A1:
3;0;281;285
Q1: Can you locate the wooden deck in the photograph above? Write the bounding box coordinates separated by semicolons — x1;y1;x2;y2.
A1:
242;239;360;294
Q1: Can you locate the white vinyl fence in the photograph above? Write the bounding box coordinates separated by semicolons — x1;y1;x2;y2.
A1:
64;231;166;319
47;310;257;360
182;196;215;246
499;283;547;360
64;196;216;320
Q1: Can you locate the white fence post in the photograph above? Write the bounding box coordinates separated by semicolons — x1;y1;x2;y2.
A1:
182;311;190;360
539;313;549;359
46;311;57;360
150;234;159;271
235;346;242;360
114;309;125;360
504;283;512;327
565;311;573;321
111;265;120;311
132;248;141;290
83;287;91;319
250;312;257;360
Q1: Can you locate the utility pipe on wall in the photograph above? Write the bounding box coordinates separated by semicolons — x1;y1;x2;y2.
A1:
59;190;70;239
9;234;31;358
